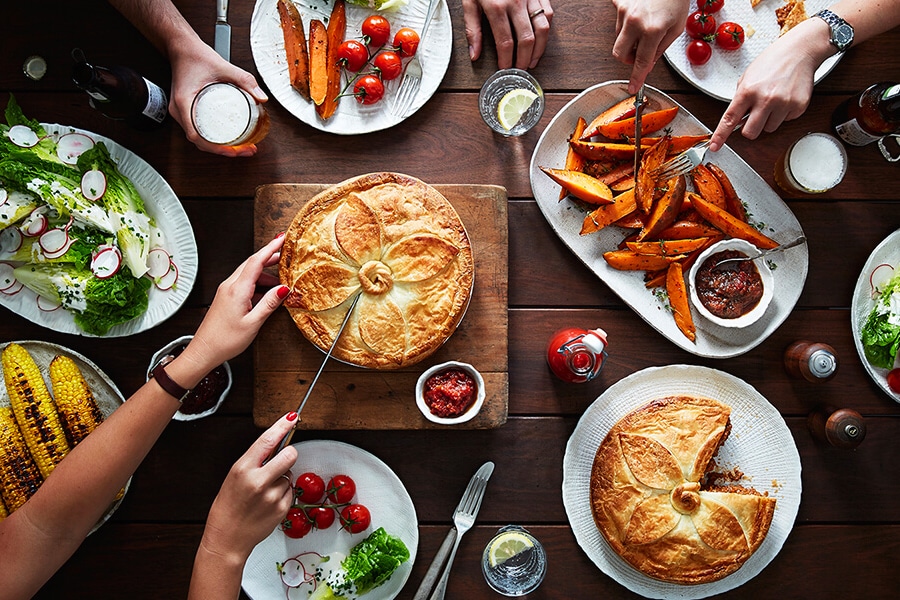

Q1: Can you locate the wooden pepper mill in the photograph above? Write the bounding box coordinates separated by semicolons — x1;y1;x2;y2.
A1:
784;340;838;382
808;407;867;449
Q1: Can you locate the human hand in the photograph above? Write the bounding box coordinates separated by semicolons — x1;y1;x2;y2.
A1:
463;0;553;70
167;42;268;158
610;0;690;93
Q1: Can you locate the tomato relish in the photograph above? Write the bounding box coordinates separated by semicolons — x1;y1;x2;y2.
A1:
423;368;477;418
695;250;764;319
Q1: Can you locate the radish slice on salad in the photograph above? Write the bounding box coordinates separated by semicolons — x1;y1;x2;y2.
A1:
277;552;322;589
0;189;8;207
57;132;95;165
23;211;48;237
1;280;24;296
146;248;172;279
0;227;23;254
0;263;17;292
81;169;107;201
37;295;62;312
154;260;179;290
870;263;895;297
91;245;122;279
8;124;40;148
39;228;70;255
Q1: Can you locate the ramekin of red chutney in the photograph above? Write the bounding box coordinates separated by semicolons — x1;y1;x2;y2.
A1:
416;361;485;424
695;250;764;319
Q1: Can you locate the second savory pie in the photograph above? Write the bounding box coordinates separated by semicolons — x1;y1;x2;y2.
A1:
590;396;776;584
279;172;474;369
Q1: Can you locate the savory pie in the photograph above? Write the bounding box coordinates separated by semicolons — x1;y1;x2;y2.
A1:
590;396;776;584
279;172;474;369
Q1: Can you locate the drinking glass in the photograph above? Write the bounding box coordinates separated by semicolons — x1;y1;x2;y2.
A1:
190;82;270;147
478;69;544;136
774;132;848;195
481;525;547;596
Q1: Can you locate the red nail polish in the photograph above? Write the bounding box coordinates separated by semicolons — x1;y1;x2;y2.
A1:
286;411;298;421
274;231;286;239
276;285;290;299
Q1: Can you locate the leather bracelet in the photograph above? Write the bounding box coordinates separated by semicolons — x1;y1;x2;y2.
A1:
150;355;191;402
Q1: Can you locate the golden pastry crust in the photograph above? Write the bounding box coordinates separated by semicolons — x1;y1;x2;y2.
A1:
590;396;776;584
280;172;474;369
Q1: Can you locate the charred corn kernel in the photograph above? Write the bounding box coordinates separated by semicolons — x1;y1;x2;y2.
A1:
2;343;70;478
0;405;43;512
0;496;8;519
49;355;104;446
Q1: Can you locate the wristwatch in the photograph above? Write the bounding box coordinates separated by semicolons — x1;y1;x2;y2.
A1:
815;9;854;53
150;355;191;402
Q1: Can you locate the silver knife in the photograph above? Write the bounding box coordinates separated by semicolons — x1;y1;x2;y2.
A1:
633;84;646;183
214;0;231;62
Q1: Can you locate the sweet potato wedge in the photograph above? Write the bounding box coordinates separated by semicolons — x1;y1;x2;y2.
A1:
570;140;650;161
594;107;679;139
635;136;670;214
666;262;695;342
655;220;722;240
611;176;635;192
637;175;686;242
690;163;727;210
581;188;637;235
581;96;639;139
541;167;614;205
316;0;345;120
308;19;329;106
561;117;588;199
706;163;747;221
603;250;685;271
614;211;646;229
626;237;710;256
688;192;779;249
626;134;712;155
277;0;310;100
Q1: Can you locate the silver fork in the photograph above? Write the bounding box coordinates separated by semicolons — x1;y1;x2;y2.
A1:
712;235;807;270
651;115;748;180
424;461;494;600
391;0;442;117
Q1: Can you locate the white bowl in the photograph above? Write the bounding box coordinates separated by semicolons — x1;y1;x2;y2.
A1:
688;238;775;329
146;335;232;421
415;361;485;425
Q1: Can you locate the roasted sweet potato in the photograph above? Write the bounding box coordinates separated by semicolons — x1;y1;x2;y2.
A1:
561;117;588;199
570;140;650;161
706;163;747;221
626;237;710;256
584;161;634;185
626;134;712;155
594;107;679;139
581;96;638;139
308;19;329;106
610;176;635;192
581;188;637;235
666;262;695;342
603;250;685;271
688;192;779;249
637;175;686;241
541;167;614;205
690;163;726;210
655;220;722;240
277;0;310;100
635;136;670;214
316;0;345;120
614;211;646;229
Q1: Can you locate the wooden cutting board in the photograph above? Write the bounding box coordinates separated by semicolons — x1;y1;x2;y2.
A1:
252;182;509;430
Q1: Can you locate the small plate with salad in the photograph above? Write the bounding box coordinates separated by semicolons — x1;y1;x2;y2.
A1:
852;228;900;402
0;97;197;337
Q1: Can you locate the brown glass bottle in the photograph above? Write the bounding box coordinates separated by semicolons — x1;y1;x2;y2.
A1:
832;82;900;146
71;49;168;131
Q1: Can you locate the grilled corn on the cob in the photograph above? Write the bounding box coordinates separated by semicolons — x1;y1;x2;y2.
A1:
1;343;70;478
49;355;104;446
0;498;7;519
0;404;43;512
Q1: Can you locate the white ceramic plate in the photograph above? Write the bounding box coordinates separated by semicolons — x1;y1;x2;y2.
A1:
850;228;900;402
529;81;808;357
562;364;801;599
0;340;130;533
242;440;418;599
0;124;198;337
250;0;453;134
663;0;841;102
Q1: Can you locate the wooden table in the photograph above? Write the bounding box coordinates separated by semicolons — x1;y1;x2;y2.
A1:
3;1;900;597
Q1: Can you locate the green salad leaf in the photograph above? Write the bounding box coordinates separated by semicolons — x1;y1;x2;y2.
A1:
308;527;410;600
861;269;900;368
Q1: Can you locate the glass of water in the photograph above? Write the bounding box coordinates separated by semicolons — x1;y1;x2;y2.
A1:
481;525;547;596
479;69;544;136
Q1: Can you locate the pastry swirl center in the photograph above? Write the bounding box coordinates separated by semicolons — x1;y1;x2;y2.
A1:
670;482;701;515
358;260;393;295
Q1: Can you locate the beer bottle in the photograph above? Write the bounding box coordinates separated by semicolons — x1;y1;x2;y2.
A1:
71;49;168;130
832;82;900;146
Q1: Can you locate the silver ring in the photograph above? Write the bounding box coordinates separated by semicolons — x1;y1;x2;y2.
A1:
529;8;545;19
281;473;293;486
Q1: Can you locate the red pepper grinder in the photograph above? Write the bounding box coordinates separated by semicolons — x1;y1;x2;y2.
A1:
546;327;608;383
808;407;867;449
784;340;838;382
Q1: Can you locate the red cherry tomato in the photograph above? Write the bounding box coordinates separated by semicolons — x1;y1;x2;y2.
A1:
353;75;385;105
715;22;745;50
340;503;371;534
393;27;420;57
374;51;403;81
685;11;717;39
686;39;712;65
307;505;336;530
327;474;357;503
698;0;724;13
362;14;392;47
294;472;325;503
281;507;312;539
887;368;900;393
337;40;369;72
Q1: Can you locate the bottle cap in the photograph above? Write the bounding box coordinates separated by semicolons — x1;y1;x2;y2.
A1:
23;56;47;81
582;328;608;354
807;348;837;378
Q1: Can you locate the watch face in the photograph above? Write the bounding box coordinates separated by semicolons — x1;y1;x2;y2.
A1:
835;24;853;46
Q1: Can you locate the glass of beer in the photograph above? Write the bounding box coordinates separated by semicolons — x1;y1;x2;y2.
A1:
774;132;848;195
190;82;270;147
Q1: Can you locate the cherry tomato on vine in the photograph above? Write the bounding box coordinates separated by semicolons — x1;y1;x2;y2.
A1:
362;14;392;47
340;503;371;534
294;472;325;503
715;22;745;50
326;474;358;503
887;368;900;393
281;508;312;539
698;0;724;13
393;27;420;57
337;40;369;72
353;75;385;105
306;506;336;530
374;51;403;81
686;39;712;65
685;11;717;39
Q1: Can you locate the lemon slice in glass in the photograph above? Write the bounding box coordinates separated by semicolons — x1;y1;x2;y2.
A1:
496;89;539;131
488;531;534;567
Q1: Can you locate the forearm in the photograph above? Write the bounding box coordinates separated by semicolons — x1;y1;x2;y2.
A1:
833;0;900;44
187;538;248;600
106;0;205;61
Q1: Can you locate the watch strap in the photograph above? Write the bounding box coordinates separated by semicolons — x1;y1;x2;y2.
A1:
150;356;190;402
815;9;853;52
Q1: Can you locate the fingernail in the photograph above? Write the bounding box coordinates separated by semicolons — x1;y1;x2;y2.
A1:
469;46;476;61
276;285;291;299
286;411;298;421
274;231;286;239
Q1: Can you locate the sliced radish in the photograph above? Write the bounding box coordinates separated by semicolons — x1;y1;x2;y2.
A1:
0;189;8;207
81;169;107;201
23;211;48;237
154;259;178;290
37;295;61;311
0;227;23;254
146;248;172;279
277;552;322;589
0;263;16;292
57;132;95;165
870;263;895;297
1;280;23;295
43;239;75;260
39;228;70;254
91;245;122;279
8;125;40;148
